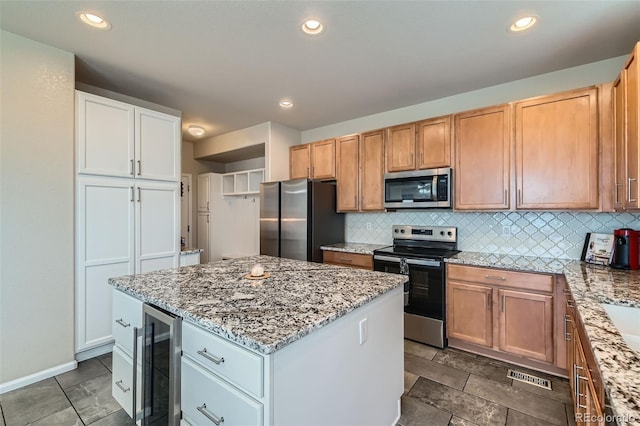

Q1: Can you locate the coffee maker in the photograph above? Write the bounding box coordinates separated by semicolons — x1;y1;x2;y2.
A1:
611;228;640;270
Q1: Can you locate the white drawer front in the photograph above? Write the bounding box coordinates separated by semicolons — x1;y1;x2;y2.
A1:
112;345;141;419
112;289;143;355
182;321;263;397
182;357;262;426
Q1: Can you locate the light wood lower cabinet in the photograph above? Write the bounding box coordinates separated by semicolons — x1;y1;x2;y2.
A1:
447;264;562;372
323;251;373;270
564;283;605;425
447;282;493;347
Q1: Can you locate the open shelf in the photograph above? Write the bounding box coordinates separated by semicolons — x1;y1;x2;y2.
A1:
221;168;264;196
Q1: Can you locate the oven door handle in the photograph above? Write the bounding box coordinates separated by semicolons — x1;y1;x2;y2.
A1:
374;255;401;263
405;258;441;267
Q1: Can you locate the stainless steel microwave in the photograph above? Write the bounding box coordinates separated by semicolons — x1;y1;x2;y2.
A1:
384;167;452;209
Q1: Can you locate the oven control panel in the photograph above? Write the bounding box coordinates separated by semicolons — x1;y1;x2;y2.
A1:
392;225;457;243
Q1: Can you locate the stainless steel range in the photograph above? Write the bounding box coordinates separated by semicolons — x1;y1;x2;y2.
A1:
373;225;459;348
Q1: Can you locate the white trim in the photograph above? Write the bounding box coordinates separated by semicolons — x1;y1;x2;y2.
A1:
0;361;78;394
75;342;114;362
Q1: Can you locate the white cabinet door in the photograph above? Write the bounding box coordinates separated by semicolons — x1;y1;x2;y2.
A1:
135;108;180;182
197;212;210;263
135;182;179;273
77;91;135;178
197;173;211;212
76;177;135;352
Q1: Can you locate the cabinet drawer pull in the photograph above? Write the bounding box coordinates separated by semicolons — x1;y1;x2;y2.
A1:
137;187;141;202
197;348;224;365
137;160;142;176
130;159;135;175
504;189;507;206
563;314;572;341
115;318;130;328
484;275;506;281
130;186;134;203
517;189;522;206
486;293;491;310
197;403;224;425
566;298;575;308
562;288;571;295
339;257;353;263
615;183;623;204
115;379;130;393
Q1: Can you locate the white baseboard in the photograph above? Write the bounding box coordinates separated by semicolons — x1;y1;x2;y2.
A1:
0;360;78;394
75;342;113;362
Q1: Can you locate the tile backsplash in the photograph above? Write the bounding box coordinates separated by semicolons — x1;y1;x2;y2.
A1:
346;211;640;259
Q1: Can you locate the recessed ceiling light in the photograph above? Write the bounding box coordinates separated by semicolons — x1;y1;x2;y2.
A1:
302;19;323;35
509;16;537;32
187;125;206;137
279;100;294;108
77;12;111;30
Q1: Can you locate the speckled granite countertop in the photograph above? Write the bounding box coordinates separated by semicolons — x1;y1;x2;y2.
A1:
180;247;203;255
447;252;640;424
320;242;389;255
108;255;405;355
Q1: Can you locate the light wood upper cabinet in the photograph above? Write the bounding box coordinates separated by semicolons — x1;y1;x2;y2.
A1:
290;144;311;179
336;135;360;212
614;42;640;210
454;105;511;210
417;115;451;169
515;87;599;209
289;139;336;180
310;139;336;179
360;130;385;211
386;123;416;172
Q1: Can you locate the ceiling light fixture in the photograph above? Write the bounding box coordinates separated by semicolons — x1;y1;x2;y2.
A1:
279;100;294;108
302;19;323;35
187;125;206;137
77;12;112;30
509;16;537;32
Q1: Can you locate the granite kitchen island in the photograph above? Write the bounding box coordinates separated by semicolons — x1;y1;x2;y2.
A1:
108;255;406;426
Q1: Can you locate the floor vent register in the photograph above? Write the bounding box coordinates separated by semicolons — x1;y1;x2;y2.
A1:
507;369;552;390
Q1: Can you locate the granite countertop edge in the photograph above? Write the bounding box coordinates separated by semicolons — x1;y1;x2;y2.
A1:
446;251;640;424
320;242;389;255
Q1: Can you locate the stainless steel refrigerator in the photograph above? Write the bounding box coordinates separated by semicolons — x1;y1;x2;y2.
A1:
260;179;345;262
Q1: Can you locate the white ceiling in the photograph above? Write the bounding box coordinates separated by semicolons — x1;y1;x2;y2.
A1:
1;1;639;142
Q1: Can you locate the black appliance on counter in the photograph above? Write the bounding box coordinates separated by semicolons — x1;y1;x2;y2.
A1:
373;225;459;348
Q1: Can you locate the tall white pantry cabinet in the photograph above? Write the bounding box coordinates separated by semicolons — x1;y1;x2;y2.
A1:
75;90;181;357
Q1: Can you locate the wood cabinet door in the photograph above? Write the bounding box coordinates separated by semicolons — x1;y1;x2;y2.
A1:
135;107;181;182
336;135;359;211
613;73;627;210
447;281;493;347
515;87;599;209
417;116;451;169
386;123;416;172
311;139;336;179
625;44;640;209
360;130;385;211
498;289;553;362
454;105;511;210
290;144;311;179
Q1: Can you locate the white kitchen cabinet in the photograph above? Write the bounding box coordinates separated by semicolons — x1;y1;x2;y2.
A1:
197;173;211;212
77;91;180;182
180;251;201;267
76;177;179;354
197;212;210;263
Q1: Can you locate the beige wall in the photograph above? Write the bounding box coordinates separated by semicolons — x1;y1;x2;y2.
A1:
301;55;627;142
0;31;75;384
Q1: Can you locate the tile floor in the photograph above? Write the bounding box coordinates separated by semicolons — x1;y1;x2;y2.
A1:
0;342;575;426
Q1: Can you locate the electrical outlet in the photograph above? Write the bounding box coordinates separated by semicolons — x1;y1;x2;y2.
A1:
502;225;511;237
366;222;372;231
359;318;368;345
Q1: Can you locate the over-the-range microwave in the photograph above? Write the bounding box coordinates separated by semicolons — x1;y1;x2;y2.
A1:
383;167;452;209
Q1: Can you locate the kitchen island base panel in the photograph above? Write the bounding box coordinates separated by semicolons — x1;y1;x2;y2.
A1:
272;286;404;426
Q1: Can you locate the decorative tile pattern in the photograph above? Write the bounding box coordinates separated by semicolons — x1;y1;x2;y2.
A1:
346;211;640;260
